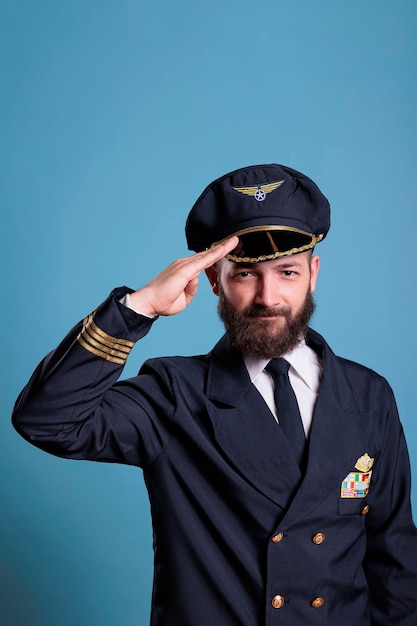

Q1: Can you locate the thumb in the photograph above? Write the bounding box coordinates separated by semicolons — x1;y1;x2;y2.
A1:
184;276;199;304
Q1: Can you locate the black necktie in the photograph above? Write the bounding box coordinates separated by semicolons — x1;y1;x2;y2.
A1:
266;358;307;470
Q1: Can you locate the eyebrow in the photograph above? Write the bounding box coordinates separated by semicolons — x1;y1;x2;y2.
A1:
234;260;303;269
273;260;303;268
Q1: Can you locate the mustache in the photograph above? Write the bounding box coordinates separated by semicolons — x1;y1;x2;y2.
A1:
243;305;291;318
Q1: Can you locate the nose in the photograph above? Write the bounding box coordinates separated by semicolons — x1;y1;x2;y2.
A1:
254;274;280;307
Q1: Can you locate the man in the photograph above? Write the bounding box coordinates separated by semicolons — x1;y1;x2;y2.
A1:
12;164;417;625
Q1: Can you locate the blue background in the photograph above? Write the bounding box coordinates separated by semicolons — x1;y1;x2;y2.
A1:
1;1;416;624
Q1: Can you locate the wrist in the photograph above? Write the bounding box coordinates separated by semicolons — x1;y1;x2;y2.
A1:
129;288;159;319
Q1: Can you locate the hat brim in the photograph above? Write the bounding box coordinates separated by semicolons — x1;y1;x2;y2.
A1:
215;226;324;263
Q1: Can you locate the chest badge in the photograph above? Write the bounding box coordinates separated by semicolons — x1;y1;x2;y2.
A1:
341;472;372;498
355;452;374;473
340;453;375;498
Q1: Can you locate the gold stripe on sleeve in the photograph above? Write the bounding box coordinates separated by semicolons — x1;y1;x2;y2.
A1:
77;313;135;364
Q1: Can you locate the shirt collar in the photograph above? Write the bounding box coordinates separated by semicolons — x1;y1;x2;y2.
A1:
243;338;321;392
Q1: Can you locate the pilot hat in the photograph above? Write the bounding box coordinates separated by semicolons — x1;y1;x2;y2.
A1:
185;163;330;262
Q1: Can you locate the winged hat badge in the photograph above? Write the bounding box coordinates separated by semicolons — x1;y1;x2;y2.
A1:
233;179;284;202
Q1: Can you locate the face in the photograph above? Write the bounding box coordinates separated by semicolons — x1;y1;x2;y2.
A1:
205;251;320;358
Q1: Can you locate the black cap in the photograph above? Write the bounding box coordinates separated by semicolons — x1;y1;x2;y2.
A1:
185;164;330;262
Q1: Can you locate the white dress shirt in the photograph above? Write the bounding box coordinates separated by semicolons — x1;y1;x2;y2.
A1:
244;342;322;438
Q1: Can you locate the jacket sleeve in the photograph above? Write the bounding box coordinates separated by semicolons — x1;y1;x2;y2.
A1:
12;287;173;468
364;383;417;624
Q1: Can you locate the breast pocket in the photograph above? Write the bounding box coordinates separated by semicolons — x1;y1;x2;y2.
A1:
338;498;369;516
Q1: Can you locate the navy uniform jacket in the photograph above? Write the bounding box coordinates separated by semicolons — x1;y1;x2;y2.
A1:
12;288;417;625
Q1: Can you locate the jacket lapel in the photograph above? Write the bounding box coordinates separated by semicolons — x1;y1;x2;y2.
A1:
205;335;302;508
278;329;375;528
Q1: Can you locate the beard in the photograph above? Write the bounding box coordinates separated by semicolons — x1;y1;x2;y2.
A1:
218;289;315;359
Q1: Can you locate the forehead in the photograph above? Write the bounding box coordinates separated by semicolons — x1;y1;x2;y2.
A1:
219;251;312;272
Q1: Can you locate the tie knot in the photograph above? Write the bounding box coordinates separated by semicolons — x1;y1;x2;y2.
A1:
266;358;290;377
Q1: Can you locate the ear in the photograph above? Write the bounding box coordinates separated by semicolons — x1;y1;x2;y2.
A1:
205;265;220;296
309;254;320;293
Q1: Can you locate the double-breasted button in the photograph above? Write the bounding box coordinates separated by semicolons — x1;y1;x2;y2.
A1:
271;532;284;543
271;595;285;609
361;504;370;515
311;597;325;608
312;532;326;544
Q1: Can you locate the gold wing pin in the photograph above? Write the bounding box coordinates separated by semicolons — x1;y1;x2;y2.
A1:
355;453;374;473
233;179;284;202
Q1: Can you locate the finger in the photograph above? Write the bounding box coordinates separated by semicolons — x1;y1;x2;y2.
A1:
192;235;239;270
184;276;199;301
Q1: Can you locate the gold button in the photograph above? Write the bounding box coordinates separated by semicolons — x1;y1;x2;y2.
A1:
271;532;284;543
311;597;325;608
271;595;285;609
312;532;326;544
361;504;370;515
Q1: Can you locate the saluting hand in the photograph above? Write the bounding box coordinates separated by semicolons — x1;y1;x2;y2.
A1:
129;236;238;318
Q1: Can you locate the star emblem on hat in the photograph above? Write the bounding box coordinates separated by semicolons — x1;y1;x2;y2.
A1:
233;179;284;202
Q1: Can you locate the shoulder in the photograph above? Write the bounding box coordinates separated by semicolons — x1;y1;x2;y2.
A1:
335;353;386;381
139;333;237;379
309;327;385;373
138;354;210;388
307;327;394;398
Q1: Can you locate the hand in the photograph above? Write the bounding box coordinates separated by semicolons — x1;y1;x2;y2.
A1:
129;236;238;317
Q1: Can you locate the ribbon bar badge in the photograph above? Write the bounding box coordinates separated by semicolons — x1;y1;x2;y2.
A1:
341;471;372;498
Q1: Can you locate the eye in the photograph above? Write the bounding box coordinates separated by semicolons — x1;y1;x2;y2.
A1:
278;268;300;279
233;270;255;280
